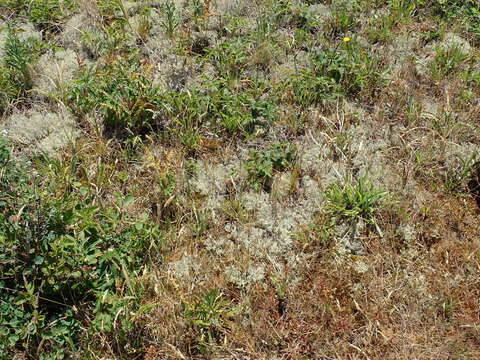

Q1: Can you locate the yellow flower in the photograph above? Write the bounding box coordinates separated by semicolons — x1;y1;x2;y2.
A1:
343;37;351;42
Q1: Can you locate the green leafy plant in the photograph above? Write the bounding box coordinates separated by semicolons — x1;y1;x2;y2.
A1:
288;68;340;105
0;28;43;113
416;0;480;39
0;0;77;29
366;12;395;43
160;0;180;38
246;143;296;191
424;110;461;140
0;138;161;359
210;88;274;135
325;3;360;38
67;50;275;141
66;56;161;136
4;29;34;90
147;77;275;147
183;289;233;352
288;42;385;105
152;89;207;150
80;21;136;60
220;200;251;223
294;213;336;248
289;4;321;32
0;68;16;114
190;0;206;19
206;37;250;80
417;0;477;19
325;175;387;224
389;0;417;21
96;0;123;19
29;0;75;28
202;77;276;135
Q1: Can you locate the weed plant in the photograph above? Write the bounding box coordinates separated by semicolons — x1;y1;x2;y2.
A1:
429;44;469;82
66;56;161;136
160;0;180;38
288;39;385;106
183;289;233;353
0;0;77;29
445;153;480;193
246;143;296;191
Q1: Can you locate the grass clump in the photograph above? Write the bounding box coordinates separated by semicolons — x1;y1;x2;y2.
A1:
288;67;340;106
246;143;296;191
366;11;396;44
4;29;34;89
28;0;76;30
325;175;386;224
66;54;275;143
149;79;276;151
416;0;480;39
429;44;469;82
445;153;479;193
0;137;161;359
205;37;251;81
325;2;361;38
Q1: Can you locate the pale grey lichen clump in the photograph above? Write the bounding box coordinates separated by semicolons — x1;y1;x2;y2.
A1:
440;32;472;55
61;14;89;50
2;107;78;153
387;32;422;75
224;264;266;289
174;150;315;287
33;49;79;97
308;3;331;21
182;117;413;284
444;142;480;170
271;50;310;83
213;0;251;16
182;137;336;285
334;220;365;256
352;259;369;274
299;134;348;187
168;254;201;281
349;123;402;191
397;224;417;244
0;21;79;154
189;159;238;198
